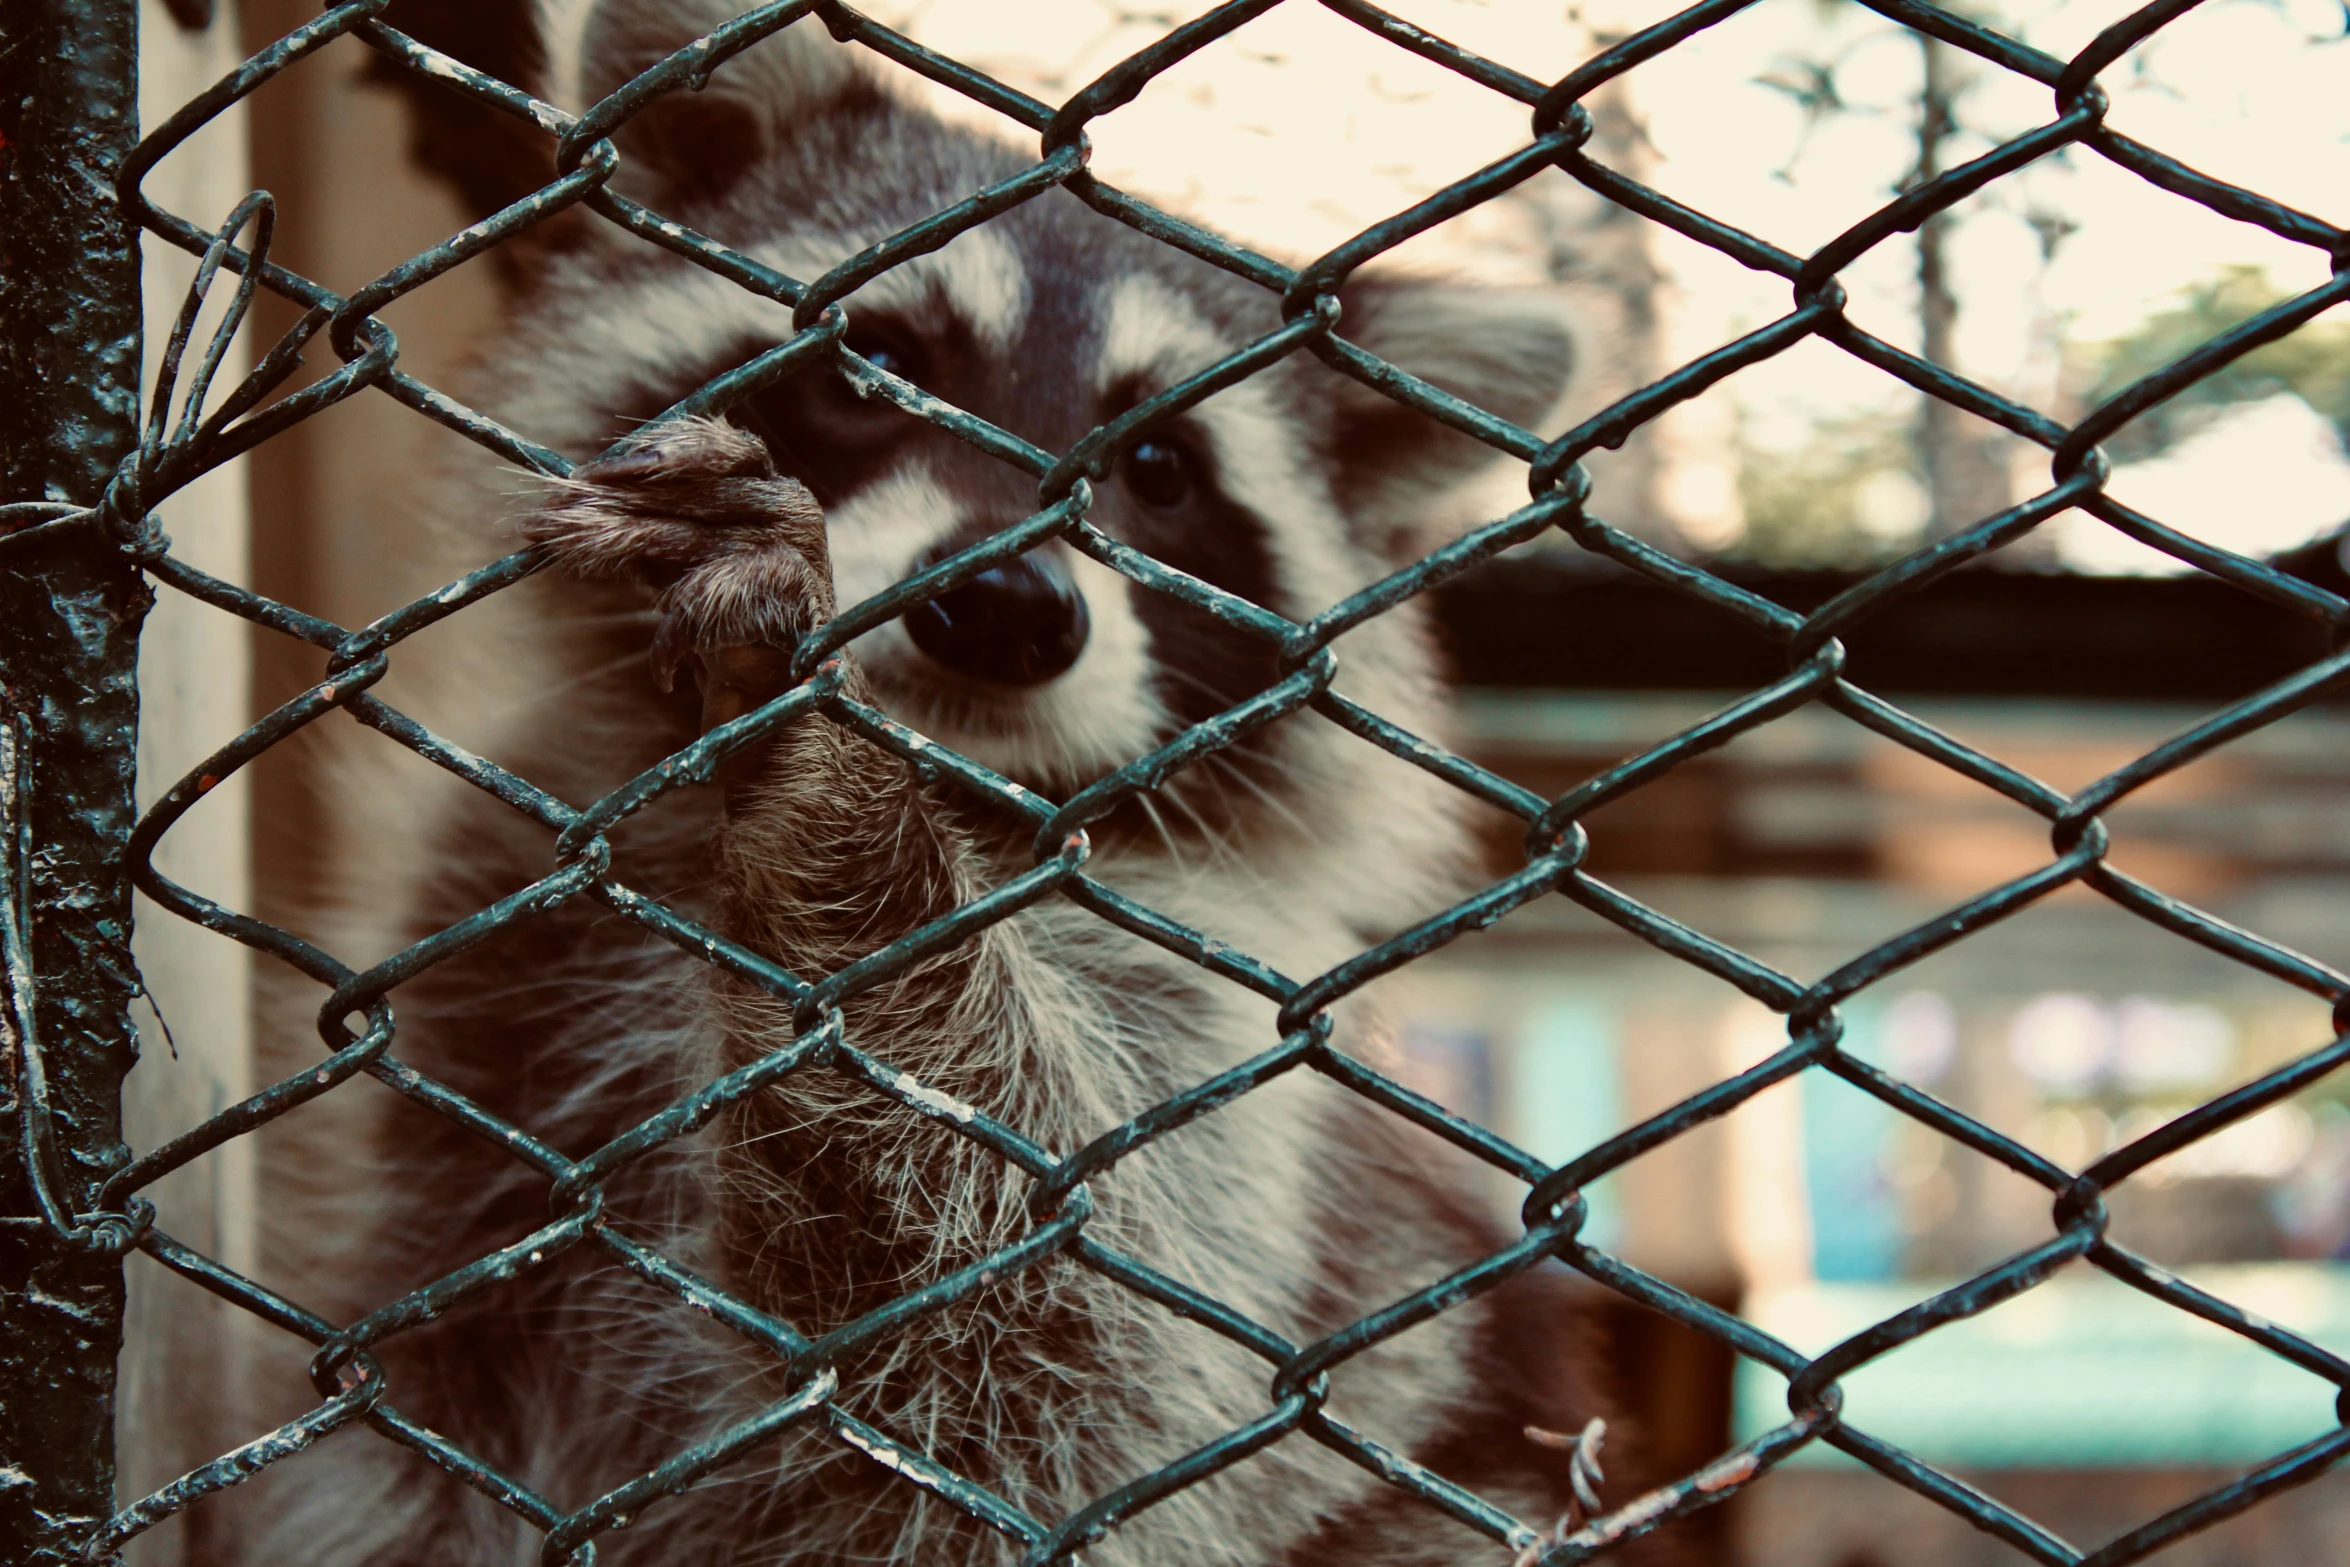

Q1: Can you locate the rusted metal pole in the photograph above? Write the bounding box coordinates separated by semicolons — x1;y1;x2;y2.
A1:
0;0;148;1559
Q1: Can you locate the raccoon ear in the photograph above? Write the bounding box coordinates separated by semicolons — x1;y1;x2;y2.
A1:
1324;278;1580;552
552;0;867;203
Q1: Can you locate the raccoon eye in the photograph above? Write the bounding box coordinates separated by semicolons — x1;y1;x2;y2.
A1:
1122;439;1194;511
846;334;921;386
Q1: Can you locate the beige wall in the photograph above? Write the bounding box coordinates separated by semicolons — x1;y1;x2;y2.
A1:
117;4;509;1554
240;0;506;637
120;1;255;1558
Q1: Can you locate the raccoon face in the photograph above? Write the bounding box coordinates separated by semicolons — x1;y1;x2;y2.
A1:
512;0;1580;812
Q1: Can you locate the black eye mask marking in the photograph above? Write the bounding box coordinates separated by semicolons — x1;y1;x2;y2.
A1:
621;343;1294;744
608;318;963;513
733;323;940;508
1106;430;1287;731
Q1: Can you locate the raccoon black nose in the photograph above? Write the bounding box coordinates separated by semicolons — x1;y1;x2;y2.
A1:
903;543;1089;686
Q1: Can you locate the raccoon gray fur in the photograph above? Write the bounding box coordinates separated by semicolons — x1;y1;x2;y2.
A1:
243;4;1689;1563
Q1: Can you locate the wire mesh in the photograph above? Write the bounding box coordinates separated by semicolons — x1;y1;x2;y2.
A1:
7;0;2350;1561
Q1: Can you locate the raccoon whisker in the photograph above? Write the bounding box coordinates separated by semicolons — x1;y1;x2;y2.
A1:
1129;792;1196;876
1200;752;1321;848
546;607;662;632
1140;670;1322;843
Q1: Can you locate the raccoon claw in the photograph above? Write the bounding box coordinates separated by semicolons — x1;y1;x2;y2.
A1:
689;644;800;732
650;600;797;729
522;416;833;728
649;602;694;695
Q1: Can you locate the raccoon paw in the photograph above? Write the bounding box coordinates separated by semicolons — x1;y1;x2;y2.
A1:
523;417;831;724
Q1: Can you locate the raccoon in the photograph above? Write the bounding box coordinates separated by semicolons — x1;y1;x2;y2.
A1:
241;4;1682;1563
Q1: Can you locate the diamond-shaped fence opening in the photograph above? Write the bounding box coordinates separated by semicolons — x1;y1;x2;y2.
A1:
4;0;2349;1563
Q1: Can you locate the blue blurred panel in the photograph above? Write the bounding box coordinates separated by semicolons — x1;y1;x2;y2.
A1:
1397;1022;1495;1130
1733;1266;2350;1467
1803;1001;1904;1282
1516;997;1622;1250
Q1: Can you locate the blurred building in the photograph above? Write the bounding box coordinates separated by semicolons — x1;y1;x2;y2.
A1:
1377;660;2350;1562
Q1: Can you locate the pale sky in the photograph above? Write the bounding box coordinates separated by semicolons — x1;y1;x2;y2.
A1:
871;0;2350;570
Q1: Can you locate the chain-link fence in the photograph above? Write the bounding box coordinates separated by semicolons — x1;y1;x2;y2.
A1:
5;0;2350;1561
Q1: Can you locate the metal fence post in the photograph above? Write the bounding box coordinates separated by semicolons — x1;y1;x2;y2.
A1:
0;0;147;1560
